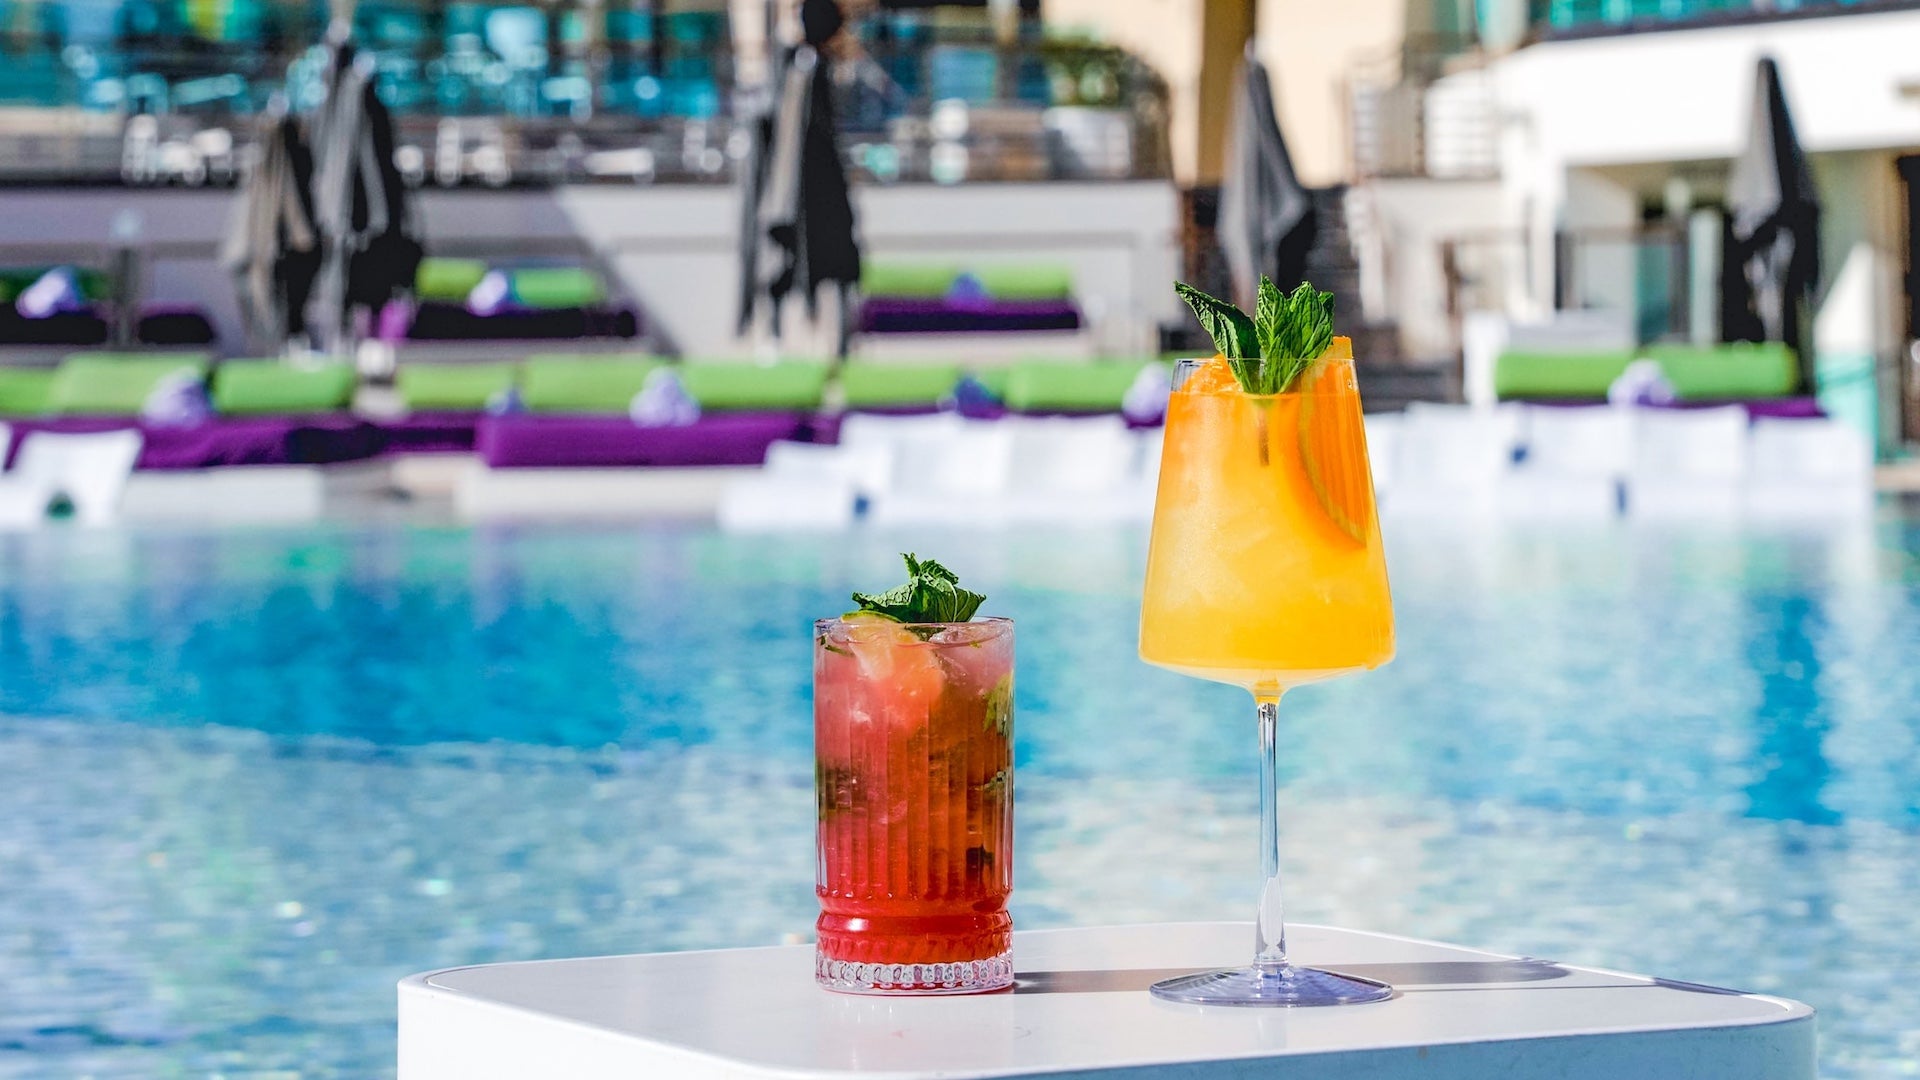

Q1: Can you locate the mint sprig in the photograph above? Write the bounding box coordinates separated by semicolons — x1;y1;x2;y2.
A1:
850;553;986;624
1176;277;1335;395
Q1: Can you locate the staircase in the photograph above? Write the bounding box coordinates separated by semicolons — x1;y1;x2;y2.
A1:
1305;187;1457;411
1164;185;1459;411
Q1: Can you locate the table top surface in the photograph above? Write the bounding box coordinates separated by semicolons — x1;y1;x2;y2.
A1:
406;922;1811;1078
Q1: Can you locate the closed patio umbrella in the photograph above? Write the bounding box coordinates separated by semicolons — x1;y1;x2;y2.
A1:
1217;44;1316;309
310;35;423;355
737;0;862;355
222;102;320;351
1721;56;1820;387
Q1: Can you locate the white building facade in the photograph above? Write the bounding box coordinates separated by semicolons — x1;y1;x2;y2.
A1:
1361;2;1920;449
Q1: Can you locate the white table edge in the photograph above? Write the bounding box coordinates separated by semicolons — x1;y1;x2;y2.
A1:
399;920;1816;1079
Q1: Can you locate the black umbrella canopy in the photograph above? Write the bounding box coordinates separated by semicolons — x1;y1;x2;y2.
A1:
737;0;862;353
310;37;423;354
1217;44;1316;311
222;103;320;351
1721;56;1820;378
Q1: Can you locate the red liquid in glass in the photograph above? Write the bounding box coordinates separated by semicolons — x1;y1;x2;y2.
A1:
814;617;1013;990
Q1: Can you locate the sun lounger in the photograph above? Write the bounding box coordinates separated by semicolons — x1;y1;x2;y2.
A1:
1001;359;1157;417
5;416;383;470
1744;417;1874;521
520;356;661;413
396;362;519;412
866;420;1016;527
476;412;806;469
1626;405;1748;520
839;362;961;413
380;363;522;453
858;297;1082;335
1495;343;1800;404
680;360;829;413
47;353;211;415
0;368;54;418
1497;405;1634;521
1381;403;1523;520
0;429;143;526
211;360;357;416
391;302;639;342
999;414;1150;523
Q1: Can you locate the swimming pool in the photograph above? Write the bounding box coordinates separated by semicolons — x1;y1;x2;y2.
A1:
2;515;1917;1077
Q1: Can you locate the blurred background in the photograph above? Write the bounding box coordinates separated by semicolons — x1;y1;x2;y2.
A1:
2;1;1919;1078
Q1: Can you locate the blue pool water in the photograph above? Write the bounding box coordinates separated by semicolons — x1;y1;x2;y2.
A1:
3;516;1919;1077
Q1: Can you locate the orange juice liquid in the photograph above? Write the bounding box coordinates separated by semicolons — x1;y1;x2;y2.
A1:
1138;349;1393;696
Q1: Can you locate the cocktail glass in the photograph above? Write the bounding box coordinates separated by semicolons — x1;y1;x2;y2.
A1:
814;615;1015;995
1138;343;1396;1006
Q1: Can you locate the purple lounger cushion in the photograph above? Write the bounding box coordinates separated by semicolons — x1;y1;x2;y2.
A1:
858;297;1081;335
478;413;805;469
3;417;384;470
373;412;484;454
398;302;640;342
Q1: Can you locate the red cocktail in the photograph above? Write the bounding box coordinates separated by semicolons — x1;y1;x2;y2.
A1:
814;614;1014;994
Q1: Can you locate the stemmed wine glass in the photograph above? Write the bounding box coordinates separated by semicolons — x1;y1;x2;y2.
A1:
1138;345;1395;1006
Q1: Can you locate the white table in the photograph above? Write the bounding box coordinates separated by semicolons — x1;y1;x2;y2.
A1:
397;922;1814;1079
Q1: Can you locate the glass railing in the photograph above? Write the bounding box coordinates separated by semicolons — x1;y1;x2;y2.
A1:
1538;0;1900;34
0;1;1170;185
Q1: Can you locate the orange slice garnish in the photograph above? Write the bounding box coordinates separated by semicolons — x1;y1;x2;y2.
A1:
1295;339;1372;547
1182;355;1240;394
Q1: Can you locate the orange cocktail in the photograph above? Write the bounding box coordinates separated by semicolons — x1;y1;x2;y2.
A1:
1139;339;1393;696
1136;326;1397;1008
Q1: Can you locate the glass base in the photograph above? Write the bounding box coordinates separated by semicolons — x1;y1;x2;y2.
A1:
816;952;1014;996
1150;964;1393;1007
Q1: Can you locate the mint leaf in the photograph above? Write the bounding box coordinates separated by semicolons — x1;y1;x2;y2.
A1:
850;553;987;624
1173;278;1335;394
1258;279;1334;394
1176;281;1257;359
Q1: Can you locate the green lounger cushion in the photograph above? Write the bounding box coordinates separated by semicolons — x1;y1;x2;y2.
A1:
840;363;962;408
1492;351;1634;400
396;363;519;411
211;361;357;415
521;356;660;413
1643;343;1799;400
681;360;829;411
1002;359;1149;413
48;354;211;415
861;262;961;299
415;258;490;302
0;266;112;303
509;267;607;310
974;264;1073;301
0;368;56;417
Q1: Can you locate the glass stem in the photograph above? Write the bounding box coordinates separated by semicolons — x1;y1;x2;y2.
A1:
1254;694;1288;974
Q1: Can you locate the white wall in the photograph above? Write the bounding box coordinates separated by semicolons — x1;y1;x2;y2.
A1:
562;180;1180;358
1495;8;1920;167
0;181;1181;361
1352;177;1513;358
1489;7;1920;317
